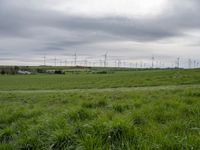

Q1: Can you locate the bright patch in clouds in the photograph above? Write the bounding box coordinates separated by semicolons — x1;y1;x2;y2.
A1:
50;0;168;17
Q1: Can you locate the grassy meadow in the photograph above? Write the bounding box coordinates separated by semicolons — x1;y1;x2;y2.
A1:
0;69;200;90
0;68;200;149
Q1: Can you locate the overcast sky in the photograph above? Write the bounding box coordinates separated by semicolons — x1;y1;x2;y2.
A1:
0;0;200;66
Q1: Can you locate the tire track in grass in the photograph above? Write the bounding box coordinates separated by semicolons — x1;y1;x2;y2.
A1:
0;84;200;93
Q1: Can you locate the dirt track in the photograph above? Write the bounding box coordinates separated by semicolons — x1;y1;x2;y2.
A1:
0;84;199;93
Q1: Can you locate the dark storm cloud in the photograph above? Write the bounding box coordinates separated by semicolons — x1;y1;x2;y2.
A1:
0;0;200;55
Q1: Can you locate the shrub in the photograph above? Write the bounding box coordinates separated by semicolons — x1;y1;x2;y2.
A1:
1;70;5;75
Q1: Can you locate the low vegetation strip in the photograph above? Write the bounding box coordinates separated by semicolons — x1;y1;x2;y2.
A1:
0;84;200;93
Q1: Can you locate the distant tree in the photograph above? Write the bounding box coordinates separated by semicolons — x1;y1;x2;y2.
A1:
1;70;5;75
36;68;45;73
55;70;64;74
14;66;19;71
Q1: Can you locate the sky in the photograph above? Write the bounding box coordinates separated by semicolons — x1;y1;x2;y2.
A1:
0;0;200;67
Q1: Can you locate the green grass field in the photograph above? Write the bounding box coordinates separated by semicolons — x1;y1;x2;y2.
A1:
0;69;200;90
0;69;200;149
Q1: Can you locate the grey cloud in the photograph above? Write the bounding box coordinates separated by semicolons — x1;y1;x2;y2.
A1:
0;0;200;60
0;0;199;42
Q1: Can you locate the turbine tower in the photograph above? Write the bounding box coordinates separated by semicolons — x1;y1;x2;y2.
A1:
177;57;180;68
74;52;77;66
54;57;57;66
43;55;46;66
118;59;121;68
151;56;155;68
188;59;192;69
104;52;108;67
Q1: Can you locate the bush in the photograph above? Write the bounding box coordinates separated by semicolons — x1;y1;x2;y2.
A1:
55;70;64;74
1;70;5;75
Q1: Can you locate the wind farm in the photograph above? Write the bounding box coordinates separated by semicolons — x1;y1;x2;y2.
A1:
1;0;200;149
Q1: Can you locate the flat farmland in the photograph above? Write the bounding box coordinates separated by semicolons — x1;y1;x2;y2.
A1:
0;69;200;149
0;69;200;90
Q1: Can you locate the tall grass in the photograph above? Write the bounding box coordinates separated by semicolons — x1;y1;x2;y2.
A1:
0;86;199;149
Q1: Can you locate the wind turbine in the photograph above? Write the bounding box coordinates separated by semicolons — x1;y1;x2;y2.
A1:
43;55;46;66
151;56;155;68
54;57;57;66
188;59;192;69
177;57;180;68
74;52;77;66
103;51;108;67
